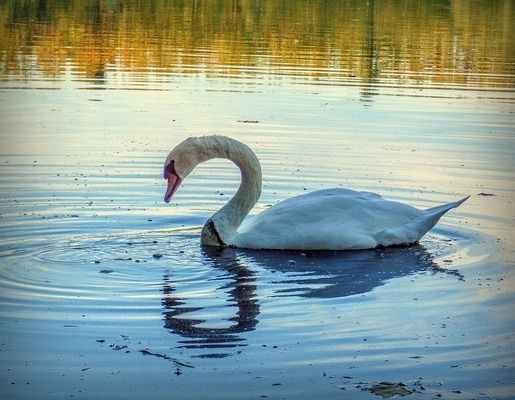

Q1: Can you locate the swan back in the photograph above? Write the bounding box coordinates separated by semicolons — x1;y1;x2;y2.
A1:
232;189;468;250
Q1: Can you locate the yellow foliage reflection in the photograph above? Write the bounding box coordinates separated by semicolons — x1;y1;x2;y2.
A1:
0;0;513;87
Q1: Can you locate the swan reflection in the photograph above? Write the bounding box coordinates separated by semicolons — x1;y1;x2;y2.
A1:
162;243;459;357
234;245;461;299
162;249;260;358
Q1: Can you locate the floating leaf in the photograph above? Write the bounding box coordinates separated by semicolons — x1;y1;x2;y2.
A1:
367;382;412;398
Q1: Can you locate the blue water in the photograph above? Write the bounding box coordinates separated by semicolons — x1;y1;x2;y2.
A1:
1;2;515;399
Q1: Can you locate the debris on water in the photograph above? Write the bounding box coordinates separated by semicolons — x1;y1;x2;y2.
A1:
152;253;163;259
94;260;101;264
367;382;412;398
96;339;106;343
477;192;496;197
139;349;194;368
237;119;259;123
99;269;114;274
194;353;231;359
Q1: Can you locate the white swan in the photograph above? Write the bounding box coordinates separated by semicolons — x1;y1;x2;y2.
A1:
164;135;468;250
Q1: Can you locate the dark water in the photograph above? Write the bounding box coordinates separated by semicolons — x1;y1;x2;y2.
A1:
1;1;514;399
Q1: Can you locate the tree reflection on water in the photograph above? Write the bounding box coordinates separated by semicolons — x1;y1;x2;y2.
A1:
1;0;513;89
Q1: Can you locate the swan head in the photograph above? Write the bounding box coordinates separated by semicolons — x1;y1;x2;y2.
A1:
163;137;207;203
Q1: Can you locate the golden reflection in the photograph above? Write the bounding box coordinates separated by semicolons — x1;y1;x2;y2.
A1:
0;0;513;87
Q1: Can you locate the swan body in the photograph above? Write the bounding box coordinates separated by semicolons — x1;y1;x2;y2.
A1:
164;135;468;250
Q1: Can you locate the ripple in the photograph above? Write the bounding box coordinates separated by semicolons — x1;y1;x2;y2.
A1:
0;224;479;351
32;228;201;265
0;225;478;300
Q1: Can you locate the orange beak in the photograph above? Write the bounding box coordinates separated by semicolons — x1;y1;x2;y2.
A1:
164;167;182;203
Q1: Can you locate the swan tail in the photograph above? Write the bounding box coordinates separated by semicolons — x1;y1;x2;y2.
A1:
375;196;469;246
424;195;470;215
404;195;470;241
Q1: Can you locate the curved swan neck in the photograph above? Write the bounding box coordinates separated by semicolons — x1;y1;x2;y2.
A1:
191;136;262;245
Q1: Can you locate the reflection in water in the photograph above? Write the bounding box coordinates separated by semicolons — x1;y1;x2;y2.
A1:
210;245;461;299
360;0;379;104
162;249;260;358
162;243;459;356
1;0;513;89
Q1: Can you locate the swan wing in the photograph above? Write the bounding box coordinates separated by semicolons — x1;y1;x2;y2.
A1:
231;189;466;250
232;188;417;249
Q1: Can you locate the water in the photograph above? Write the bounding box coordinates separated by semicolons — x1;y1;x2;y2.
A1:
1;1;515;399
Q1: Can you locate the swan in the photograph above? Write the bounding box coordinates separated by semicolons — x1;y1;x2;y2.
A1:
163;135;468;250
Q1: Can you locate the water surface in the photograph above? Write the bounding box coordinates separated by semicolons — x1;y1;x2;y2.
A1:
1;1;514;399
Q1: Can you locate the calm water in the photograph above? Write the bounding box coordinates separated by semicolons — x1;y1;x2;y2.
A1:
1;1;515;399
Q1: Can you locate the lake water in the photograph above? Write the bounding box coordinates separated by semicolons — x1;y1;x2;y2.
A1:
1;1;514;399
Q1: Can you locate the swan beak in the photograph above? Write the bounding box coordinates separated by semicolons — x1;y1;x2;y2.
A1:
164;171;182;203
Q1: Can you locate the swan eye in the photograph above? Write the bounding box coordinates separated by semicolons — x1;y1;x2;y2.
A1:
164;160;179;179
